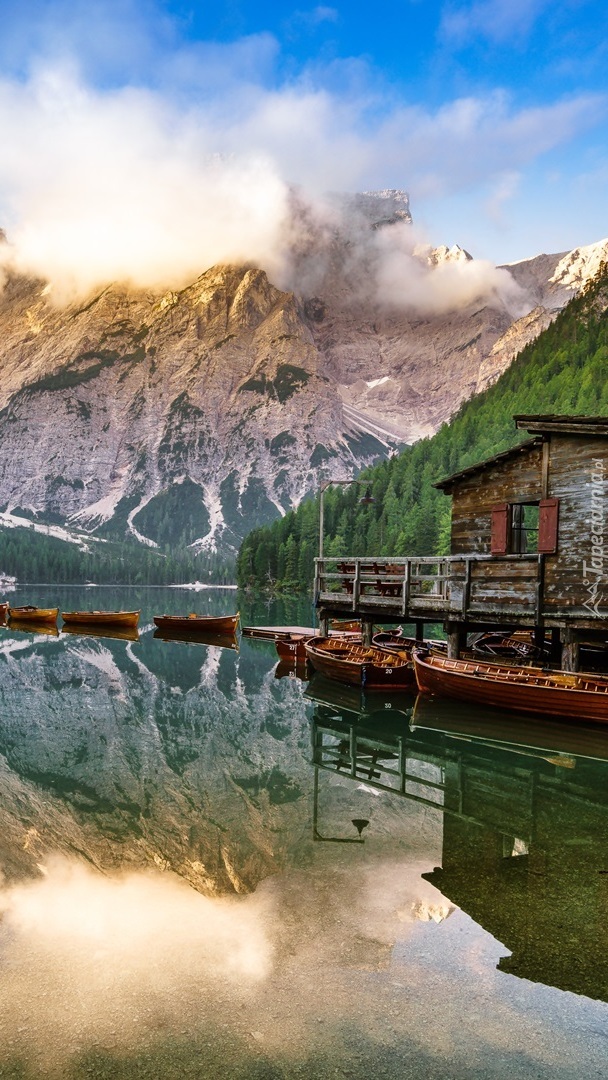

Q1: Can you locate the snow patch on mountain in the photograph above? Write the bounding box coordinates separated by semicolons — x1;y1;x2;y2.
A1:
0;510;101;550
127;496;160;548
549;238;608;292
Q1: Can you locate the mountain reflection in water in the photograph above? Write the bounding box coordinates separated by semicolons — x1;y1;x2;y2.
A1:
0;590;607;1079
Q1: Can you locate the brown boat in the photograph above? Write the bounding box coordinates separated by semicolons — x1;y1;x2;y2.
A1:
469;630;548;661
61;610;140;628
275;634;314;661
153;612;240;635
304;637;415;691
275;629;360;662
8;605;58;624
0;601;8;623
412;648;608;724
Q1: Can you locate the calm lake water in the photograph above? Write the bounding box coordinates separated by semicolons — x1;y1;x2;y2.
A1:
1;585;608;1079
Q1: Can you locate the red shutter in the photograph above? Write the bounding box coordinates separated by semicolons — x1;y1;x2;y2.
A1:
538;498;559;554
490;503;509;555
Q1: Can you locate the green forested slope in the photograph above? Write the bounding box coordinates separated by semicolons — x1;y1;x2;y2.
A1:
237;264;608;590
0;528;234;585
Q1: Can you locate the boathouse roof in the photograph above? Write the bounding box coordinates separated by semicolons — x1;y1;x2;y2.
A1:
435;414;608;492
434;437;540;492
513;414;608;436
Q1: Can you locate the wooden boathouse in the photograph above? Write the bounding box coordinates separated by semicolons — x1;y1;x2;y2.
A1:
314;415;608;669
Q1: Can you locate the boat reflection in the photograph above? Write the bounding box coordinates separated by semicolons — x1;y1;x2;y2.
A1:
311;693;608;1002
153;628;239;650
4;619;60;637
274;658;309;681
305;672;414;719
411;693;608;762
61;623;140;643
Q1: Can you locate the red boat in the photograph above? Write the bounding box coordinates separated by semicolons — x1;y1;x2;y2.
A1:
412;648;608;724
275;634;314;661
305;637;414;691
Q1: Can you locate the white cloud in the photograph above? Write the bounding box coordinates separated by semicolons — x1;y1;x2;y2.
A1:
0;14;603;306
484;171;521;228
0;67;291;302
440;0;553;45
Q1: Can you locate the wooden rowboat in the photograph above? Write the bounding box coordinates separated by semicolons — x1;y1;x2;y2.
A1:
412;648;608;724
275;629;360;662
305;637;414;691
153;613;240;635
8;606;58;624
0;601;8;623
61;610;140;628
275;634;314;661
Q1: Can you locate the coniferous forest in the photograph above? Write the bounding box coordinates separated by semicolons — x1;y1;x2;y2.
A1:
0;528;234;585
237;263;608;592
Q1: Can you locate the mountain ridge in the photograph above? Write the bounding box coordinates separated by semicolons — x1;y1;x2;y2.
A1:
0;192;606;563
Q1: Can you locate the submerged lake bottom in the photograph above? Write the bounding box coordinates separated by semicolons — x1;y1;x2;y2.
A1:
0;586;607;1079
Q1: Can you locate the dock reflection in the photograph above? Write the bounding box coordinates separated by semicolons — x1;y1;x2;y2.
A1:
310;690;608;1002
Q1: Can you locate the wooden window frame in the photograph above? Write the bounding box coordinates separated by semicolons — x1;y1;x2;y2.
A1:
491;498;559;556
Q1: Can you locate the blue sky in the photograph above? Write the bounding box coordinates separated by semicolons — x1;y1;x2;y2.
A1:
0;0;606;285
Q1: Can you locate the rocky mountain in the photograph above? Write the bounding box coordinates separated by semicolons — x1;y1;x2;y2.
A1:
0;191;606;558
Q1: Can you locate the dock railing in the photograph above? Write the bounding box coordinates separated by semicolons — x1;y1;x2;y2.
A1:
315;554;542;619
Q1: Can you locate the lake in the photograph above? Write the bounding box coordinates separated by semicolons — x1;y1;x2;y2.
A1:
0;585;607;1079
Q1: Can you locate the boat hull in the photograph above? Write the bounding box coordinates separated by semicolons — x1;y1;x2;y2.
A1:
8;606;58;624
153;613;240;635
305;638;414;691
276;635;311;661
61;610;140;628
413;650;608;724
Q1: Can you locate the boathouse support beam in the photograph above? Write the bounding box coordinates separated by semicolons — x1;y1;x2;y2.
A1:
561;628;580;673
446;622;467;659
362;620;373;646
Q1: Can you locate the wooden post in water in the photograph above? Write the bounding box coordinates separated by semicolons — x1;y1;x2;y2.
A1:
415;620;425;643
447;621;466;659
561;628;580;672
362;619;373;646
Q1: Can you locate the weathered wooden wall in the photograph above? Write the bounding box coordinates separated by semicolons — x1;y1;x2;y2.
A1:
449;445;543;555
543;435;607;615
447;434;608;619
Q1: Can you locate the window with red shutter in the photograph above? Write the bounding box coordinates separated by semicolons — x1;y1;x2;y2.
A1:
538;498;559;554
490;503;509;555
